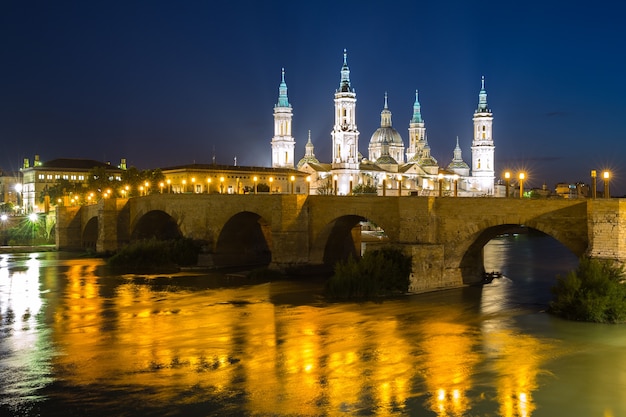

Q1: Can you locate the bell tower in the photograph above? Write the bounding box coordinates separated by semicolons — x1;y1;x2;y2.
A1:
271;68;295;168
471;76;495;194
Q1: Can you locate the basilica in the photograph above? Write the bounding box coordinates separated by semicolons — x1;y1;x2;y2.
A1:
270;50;496;196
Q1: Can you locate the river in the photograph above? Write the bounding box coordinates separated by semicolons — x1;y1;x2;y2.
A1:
1;233;625;416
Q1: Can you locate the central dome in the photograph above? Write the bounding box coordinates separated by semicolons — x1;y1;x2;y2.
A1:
370;126;404;146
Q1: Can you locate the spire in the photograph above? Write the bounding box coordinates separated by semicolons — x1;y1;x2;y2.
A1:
276;67;290;108
297;130;320;168
448;136;470;170
305;130;315;157
380;92;392;128
338;49;353;93
453;136;462;161
411;90;423;123
476;76;489;113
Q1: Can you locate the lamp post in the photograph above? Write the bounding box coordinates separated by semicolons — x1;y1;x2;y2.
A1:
166;179;171;193
28;212;38;246
306;176;311;195
453;174;459;197
333;175;338;196
519;172;525;198
504;171;511;198
591;170;597;199
438;173;444;197
269;177;273;194
1;214;7;246
349;176;353;196
207;177;211;194
220;177;225;194
191;177;196;193
603;171;610;198
14;183;22;214
290;175;295;194
253;176;257;194
159;182;164;194
382;175;386;197
182;179;187;194
144;181;150;195
396;174;402;197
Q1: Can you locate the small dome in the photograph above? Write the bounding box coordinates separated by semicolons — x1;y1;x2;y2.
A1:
376;154;398;165
370;126;404;146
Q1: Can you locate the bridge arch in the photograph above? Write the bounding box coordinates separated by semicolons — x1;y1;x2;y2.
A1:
310;214;390;267
130;210;182;241
83;217;98;250
457;223;584;284
213;211;272;268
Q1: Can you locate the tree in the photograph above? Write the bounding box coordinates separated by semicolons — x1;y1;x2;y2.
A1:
316;176;333;195
549;257;626;323
352;183;377;194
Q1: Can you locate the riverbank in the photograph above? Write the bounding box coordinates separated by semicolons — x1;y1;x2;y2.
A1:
0;245;57;253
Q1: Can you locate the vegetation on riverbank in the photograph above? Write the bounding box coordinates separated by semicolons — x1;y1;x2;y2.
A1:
549;257;626;324
325;248;411;298
107;238;201;273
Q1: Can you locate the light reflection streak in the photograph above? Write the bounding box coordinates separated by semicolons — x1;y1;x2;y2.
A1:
0;253;51;408
481;278;554;417
419;320;478;416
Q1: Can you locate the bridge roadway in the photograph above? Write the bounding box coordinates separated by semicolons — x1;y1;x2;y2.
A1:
56;194;626;292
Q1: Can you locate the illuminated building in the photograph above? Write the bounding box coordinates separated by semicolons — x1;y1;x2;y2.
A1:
19;155;125;213
286;51;497;196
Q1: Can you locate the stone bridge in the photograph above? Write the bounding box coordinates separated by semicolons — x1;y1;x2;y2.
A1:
56;195;626;292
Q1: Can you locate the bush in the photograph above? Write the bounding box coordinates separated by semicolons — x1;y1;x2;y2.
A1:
107;238;201;273
325;247;411;298
549;257;626;323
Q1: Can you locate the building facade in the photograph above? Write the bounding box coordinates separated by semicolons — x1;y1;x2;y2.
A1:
285;51;497;196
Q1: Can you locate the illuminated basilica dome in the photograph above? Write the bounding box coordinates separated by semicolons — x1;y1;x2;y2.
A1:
368;93;405;164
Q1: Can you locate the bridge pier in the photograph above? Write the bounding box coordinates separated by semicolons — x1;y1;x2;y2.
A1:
56;206;82;250
587;199;626;266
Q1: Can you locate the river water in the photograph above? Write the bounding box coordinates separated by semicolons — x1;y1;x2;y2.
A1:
1;233;625;416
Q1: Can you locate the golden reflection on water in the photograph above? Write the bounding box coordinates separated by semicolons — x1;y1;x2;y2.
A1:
481;278;556;417
42;258;557;415
419;320;479;416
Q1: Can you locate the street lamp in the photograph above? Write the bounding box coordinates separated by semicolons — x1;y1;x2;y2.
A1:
306;176;311;195
519;172;525;198
207;177;212;194
159;182;164;194
591;170;597;199
453;174;459;197
1;214;7;246
166;179;171;193
269;177;273;194
382;174;386;197
144;181;150;195
182;179;187;193
191;177;196;193
333;175;338;195
14;183;22;214
28;212;38;246
290;175;295;194
220;176;225;194
438;173;444;197
504;171;511;198
253;176;258;194
396;174;402;197
603;171;610;198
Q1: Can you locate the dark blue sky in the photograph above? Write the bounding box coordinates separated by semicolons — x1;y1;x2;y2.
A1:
2;1;625;193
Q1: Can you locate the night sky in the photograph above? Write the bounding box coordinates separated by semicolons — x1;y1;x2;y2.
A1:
2;1;625;193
